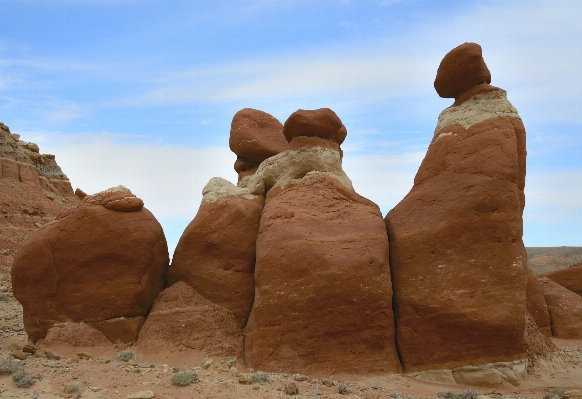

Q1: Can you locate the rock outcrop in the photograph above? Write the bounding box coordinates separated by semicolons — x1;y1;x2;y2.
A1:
230;109;288;181
539;277;582;339
242;109;400;374
539;262;582;296
136;281;243;358
0;122;79;269
434;42;491;99
168;180;264;325
11;186;169;343
385;43;528;372
525;265;552;336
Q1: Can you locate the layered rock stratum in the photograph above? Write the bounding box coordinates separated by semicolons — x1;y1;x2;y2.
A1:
0;122;79;269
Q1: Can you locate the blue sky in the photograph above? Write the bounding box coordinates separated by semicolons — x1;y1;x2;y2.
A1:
1;0;581;254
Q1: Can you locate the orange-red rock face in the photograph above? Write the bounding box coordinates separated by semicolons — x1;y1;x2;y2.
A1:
229;108;288;181
539;262;582;296
539;277;582;339
0;122;79;268
385;86;528;372
525;265;552;336
245;173;400;375
434;43;491;99
168;196;264;325
11;203;169;342
136;281;243;358
283;108;347;144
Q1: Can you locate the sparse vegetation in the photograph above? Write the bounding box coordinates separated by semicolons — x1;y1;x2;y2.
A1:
250;370;271;384
0;357;21;374
0;293;9;302
437;390;481;399
12;369;35;388
547;388;567;399
338;382;351;395
116;350;139;362
171;370;199;386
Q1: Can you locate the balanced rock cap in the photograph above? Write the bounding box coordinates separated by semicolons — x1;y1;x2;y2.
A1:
434;42;491;99
283;108;347;144
229;108;288;163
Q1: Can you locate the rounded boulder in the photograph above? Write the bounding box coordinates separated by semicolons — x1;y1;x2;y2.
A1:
434;42;491;99
12;202;169;342
229;108;288;164
283;108;347;144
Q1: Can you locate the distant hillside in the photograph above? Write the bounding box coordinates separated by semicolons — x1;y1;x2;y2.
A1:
526;247;582;275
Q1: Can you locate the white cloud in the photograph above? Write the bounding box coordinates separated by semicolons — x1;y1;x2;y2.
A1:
524;170;582;224
36;133;238;220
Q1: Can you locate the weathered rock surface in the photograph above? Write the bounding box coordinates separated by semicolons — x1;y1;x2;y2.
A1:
434;42;491;99
385;43;528;372
539;277;582;339
525;265;552;336
168;185;264;325
37;322;112;348
229;109;288;181
245;172;399;374
11;187;169;342
283;108;347;144
539;262;582;296
239;137;353;196
0;122;79;269
136;281;243;358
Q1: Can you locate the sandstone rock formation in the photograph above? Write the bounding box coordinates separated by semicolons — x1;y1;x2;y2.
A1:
539;262;582;296
539;277;582;339
11;186;169;343
136;281;243;358
242;109;400;374
229;109;288;181
0;122;79;269
434;42;491;99
385;43;528;372
168;179;264;325
525;265;552;336
283;108;347;144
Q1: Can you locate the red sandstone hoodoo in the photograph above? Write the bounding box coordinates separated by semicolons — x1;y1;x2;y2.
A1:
243;108;400;374
9;43;582;387
385;42;529;373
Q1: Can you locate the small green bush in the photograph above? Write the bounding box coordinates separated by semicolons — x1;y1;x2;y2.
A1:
171;371;199;386
250;371;270;384
0;357;21;375
116;350;139;362
12;370;35;388
0;294;9;302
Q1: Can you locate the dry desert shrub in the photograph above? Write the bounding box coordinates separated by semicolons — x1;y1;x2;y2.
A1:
0;356;21;374
437;390;481;399
547;388;568;399
338;382;352;395
12;369;35;388
115;350;140;362
250;370;271;384
171;371;199;386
